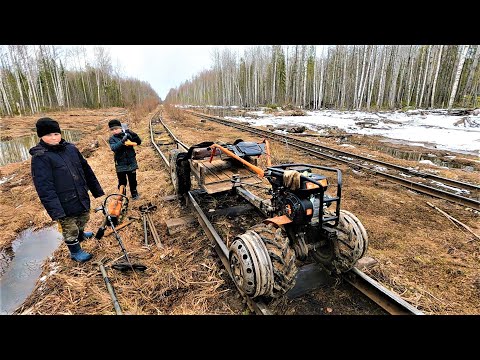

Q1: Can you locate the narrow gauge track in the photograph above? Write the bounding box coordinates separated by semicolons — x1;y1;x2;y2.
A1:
149;111;423;315
184;110;480;211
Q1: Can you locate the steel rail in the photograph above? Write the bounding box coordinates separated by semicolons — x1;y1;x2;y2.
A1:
148;111;270;314
343;268;423;315
187;190;272;315
187;110;479;190
149;109;423;315
186;110;480;210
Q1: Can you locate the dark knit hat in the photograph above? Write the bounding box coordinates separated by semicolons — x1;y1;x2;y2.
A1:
36;117;61;137
108;119;122;129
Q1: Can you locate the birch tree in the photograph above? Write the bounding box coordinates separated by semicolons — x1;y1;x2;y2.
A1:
448;45;469;109
430;45;443;108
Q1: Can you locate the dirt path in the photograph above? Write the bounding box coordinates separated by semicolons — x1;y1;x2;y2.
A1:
1;105;478;314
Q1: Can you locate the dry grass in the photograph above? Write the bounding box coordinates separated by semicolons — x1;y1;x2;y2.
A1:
161;106;480;315
2;104;479;315
3;105;243;315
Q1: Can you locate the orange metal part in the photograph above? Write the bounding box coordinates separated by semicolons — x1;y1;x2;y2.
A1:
107;185;125;217
209;143;265;177
263;215;292;226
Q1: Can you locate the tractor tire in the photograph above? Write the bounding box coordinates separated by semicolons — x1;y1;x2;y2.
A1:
249;223;297;298
339;209;369;258
312;210;368;273
169;149;191;196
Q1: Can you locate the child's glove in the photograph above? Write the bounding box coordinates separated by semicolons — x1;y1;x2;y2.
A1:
124;139;137;146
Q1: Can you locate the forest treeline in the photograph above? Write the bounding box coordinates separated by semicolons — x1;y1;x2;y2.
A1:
0;45;160;117
165;45;480;111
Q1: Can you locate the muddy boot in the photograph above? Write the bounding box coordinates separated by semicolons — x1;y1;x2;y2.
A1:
78;231;94;243
131;190;140;200
66;241;92;263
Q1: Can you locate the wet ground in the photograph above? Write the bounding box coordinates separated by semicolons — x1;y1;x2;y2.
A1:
0;105;478;315
0;129;83;167
0;226;62;314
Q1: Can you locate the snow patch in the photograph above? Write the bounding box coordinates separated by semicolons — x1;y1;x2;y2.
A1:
419;159;437;166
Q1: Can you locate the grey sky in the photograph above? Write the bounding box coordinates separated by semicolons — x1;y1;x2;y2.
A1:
75;45;249;100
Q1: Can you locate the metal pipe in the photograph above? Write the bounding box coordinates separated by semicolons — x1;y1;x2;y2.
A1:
145;212;163;249
98;262;123;315
142;213;148;246
209;143;265;177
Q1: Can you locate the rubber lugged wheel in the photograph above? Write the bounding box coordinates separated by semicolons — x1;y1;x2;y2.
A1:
340;209;369;258
169;149;191;195
250;223;297;298
311;209;368;273
332;210;367;272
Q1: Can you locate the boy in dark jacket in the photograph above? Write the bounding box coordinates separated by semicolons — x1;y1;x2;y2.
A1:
108;119;142;199
30;118;105;263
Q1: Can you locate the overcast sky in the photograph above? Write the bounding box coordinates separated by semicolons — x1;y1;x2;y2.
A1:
63;45;250;100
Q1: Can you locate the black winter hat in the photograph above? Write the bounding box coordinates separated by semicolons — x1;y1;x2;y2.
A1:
36;117;61;137
108;119;122;129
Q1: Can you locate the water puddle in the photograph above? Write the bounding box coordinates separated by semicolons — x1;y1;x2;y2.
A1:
0;129;83;166
0;226;62;315
373;143;475;171
190;107;258;118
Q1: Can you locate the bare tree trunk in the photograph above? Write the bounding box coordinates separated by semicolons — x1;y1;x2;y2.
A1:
313;54;317;109
0;61;13;115
419;45;431;108
302;48;308;108
353;46;360;108
430;45;444;108
376;46;388;108
448;45;469;109
405;45;415;106
359;46;374;110
367;46;379;110
341;46;347;108
356;46;368;109
318;47;325;108
462;45;480;106
272;47;276;104
415;47;426;107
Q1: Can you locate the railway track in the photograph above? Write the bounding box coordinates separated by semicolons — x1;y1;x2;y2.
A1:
148;110;424;315
184;110;480;211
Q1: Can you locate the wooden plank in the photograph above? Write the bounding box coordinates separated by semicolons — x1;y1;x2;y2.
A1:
104;219;135;237
217;167;240;179
157;141;175;145
198;163;224;183
203;159;233;172
240;176;263;185
165;215;198;235
202;175;262;186
193;162;219;184
202;161;230;181
204;182;234;194
160;194;178;201
204;171;221;183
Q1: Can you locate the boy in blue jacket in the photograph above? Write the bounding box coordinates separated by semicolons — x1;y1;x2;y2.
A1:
108;119;142;200
30;118;105;263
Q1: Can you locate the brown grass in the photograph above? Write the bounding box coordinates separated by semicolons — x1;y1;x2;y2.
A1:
160;106;480;315
2;105;479;315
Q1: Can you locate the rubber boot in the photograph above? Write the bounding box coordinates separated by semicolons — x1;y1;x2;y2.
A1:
131;190;140;200
78;231;94;243
66;241;92;263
